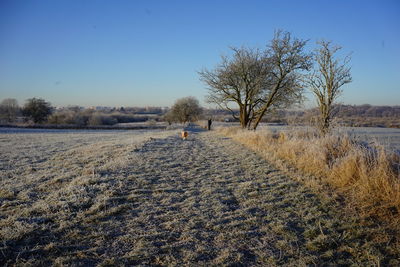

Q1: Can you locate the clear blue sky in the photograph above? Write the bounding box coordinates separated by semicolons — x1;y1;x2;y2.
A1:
0;0;399;108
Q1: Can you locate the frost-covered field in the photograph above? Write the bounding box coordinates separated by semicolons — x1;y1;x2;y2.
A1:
1;127;399;265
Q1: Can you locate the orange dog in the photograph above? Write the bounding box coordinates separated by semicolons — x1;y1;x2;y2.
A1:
181;131;188;140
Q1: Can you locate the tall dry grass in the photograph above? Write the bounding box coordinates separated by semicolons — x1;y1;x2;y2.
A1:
218;127;400;223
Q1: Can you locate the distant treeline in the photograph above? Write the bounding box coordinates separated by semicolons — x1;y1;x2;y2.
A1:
320;104;400;118
47;109;164;126
276;105;400;128
1;97;399;128
205;104;400;128
0;98;167;127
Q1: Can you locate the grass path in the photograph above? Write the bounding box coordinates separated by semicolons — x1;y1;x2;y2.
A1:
1;128;397;265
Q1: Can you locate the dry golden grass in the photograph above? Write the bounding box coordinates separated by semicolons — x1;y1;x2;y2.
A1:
218;127;400;223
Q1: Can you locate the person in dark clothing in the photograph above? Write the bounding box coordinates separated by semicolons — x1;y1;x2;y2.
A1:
207;118;212;130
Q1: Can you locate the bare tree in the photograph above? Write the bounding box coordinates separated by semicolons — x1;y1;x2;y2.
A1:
251;31;312;130
0;98;19;123
199;47;268;129
199;31;311;130
308;41;352;135
169;97;203;124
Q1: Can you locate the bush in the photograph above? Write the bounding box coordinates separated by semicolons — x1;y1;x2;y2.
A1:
23;98;52;123
88;114;118;126
48;111;90;126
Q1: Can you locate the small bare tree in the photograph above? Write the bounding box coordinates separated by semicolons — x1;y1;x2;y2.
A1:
308;41;352;135
169;97;203;124
0;98;19;123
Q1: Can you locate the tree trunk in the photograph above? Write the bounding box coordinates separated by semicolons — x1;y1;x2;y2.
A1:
252;87;279;130
239;106;249;128
320;112;330;136
252;106;267;130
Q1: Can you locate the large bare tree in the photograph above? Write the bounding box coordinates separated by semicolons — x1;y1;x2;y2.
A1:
308;41;352;135
251;31;312;130
199;47;268;128
199;31;311;130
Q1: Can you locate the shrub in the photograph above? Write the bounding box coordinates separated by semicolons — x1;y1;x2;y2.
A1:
22;98;52;123
87;114;117;126
48;111;90;126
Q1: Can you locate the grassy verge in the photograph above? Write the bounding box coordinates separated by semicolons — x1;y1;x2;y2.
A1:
217;127;400;225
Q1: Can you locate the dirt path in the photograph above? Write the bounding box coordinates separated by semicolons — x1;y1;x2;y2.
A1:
1;127;392;265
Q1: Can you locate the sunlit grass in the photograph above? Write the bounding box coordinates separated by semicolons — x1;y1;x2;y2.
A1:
218;126;400;222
